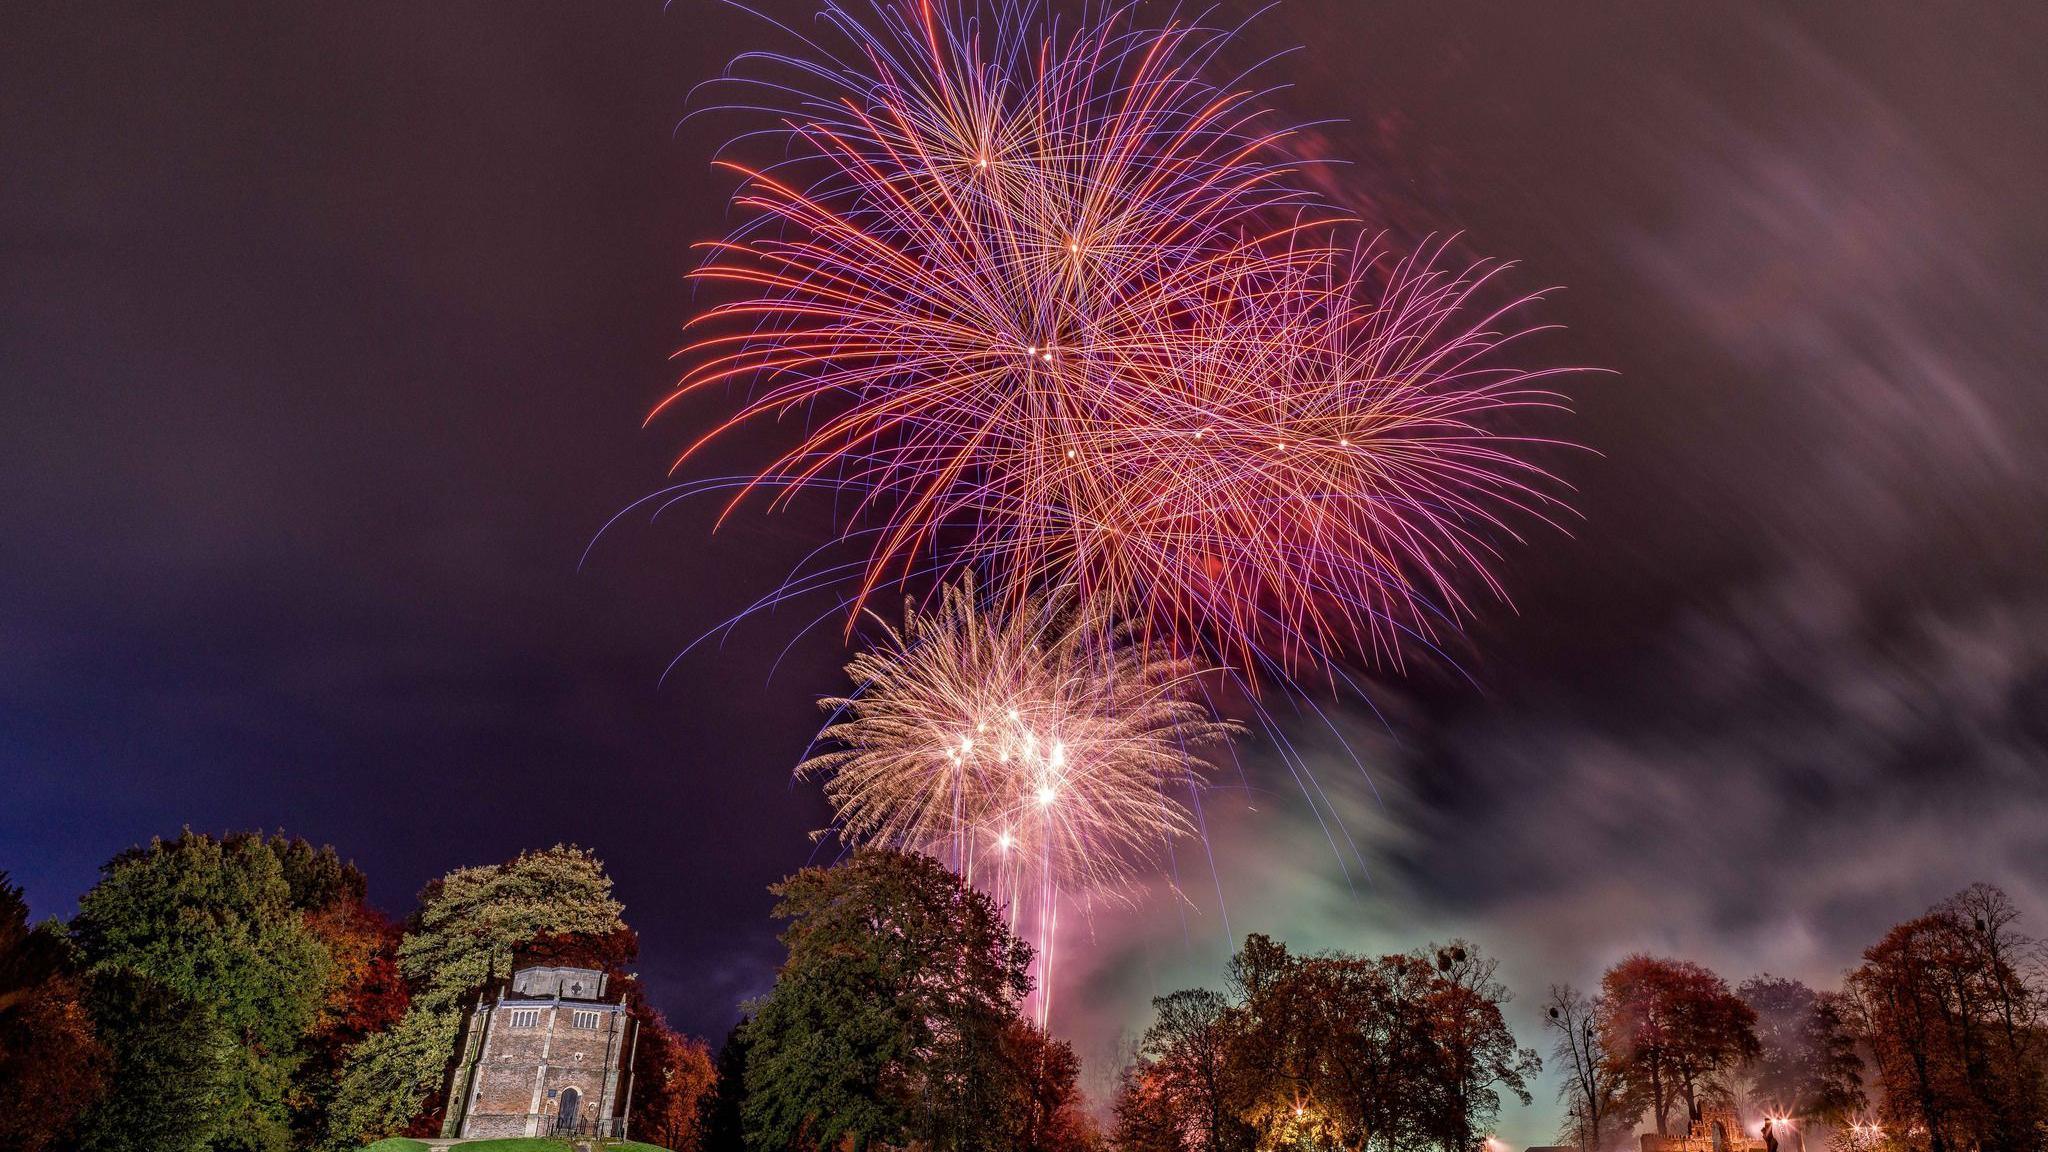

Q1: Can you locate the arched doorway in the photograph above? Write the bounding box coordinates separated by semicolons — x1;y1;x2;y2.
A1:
557;1087;580;1132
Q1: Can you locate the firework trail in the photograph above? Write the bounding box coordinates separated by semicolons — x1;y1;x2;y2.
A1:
800;573;1239;1022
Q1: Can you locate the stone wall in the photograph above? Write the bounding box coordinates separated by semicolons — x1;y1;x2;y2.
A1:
453;1000;632;1137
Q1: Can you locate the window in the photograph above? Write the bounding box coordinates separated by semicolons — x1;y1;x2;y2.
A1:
572;1010;601;1030
508;1009;539;1029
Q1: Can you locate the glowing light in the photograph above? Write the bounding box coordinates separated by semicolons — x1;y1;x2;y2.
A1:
798;574;1239;1023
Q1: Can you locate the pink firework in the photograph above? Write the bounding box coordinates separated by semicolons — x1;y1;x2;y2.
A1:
666;0;1574;683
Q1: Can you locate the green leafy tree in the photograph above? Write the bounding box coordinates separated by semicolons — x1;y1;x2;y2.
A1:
76;969;233;1152
324;843;626;1148
239;834;410;1148
70;830;331;1152
741;849;1032;1152
700;1020;752;1152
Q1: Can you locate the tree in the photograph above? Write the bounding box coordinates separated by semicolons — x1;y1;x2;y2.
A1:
325;843;628;1147
700;1020;752;1152
632;1005;718;1151
1545;984;1619;1152
76;968;233;1152
1222;933;1324;1148
1738;975;1865;1122
1207;934;1535;1152
994;1020;1099;1152
240;834;410;1146
1129;988;1250;1152
1419;941;1540;1152
1846;884;2044;1152
1597;956;1757;1136
71;830;331;1152
0;872;107;1152
740;849;1033;1152
1111;1059;1188;1152
1297;951;1447;1152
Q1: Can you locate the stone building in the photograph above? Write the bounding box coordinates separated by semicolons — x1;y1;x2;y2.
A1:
441;964;639;1138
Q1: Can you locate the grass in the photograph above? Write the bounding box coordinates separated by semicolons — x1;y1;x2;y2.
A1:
358;1141;429;1152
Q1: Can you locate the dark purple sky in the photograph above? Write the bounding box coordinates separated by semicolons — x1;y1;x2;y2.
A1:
5;3;2046;1143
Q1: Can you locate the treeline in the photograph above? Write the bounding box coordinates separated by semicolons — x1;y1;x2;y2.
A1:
10;835;2045;1152
1546;882;2044;1152
651;851;1537;1152
0;832;716;1152
1105;881;2047;1152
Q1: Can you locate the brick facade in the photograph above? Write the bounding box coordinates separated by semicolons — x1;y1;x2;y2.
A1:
442;966;638;1138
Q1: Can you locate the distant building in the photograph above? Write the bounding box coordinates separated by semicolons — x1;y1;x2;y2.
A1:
441;965;639;1138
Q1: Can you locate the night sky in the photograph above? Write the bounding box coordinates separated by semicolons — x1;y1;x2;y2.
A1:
6;3;2047;1145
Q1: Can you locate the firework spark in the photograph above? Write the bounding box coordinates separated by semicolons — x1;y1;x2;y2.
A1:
800;573;1239;1021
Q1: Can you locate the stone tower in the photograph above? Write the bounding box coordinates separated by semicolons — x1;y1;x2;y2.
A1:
442;965;639;1138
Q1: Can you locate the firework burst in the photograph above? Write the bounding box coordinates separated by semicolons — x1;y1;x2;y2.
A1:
666;0;1575;682
800;573;1240;1020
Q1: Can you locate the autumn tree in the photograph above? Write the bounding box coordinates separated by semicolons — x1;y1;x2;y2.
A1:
1284;950;1461;1151
1138;933;1534;1152
1545;984;1620;1152
741;849;1033;1152
1218;934;1322;1147
1111;1059;1188;1152
0;871;107;1152
1597;956;1757;1136
628;1007;718;1152
1846;884;2045;1152
70;830;331;1152
1419;941;1541;1152
325;843;627;1147
994;1020;1100;1152
1124;988;1251;1152
1737;975;1865;1122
